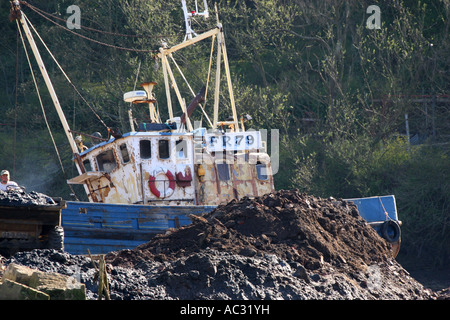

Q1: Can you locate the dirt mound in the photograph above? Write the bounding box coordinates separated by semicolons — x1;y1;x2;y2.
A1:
1;190;444;300
98;189;438;299
107;190;392;272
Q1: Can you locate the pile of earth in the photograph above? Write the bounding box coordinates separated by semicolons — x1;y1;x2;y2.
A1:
1;190;447;300
107;190;392;272
0;188;56;206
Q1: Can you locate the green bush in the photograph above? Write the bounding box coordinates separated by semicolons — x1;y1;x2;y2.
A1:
291;135;449;268
394;146;449;268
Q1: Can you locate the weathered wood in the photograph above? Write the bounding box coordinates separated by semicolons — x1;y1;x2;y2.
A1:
98;256;103;300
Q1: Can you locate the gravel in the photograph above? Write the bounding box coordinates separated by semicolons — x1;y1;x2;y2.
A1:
0;190;447;300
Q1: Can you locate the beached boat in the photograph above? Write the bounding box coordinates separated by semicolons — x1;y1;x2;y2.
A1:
10;1;401;257
11;0;275;254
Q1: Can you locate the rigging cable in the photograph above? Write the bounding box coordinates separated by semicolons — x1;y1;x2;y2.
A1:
21;0;222;125
169;53;213;128
16;20;66;175
21;1;171;39
17;20;80;200
13;28;19;179
20;1;158;54
24;13;109;131
20;1;213;53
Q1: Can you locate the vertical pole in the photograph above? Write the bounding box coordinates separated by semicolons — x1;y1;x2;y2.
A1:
220;29;239;132
161;51;174;119
98;256;104;300
128;109;135;132
213;30;222;129
140;163;146;205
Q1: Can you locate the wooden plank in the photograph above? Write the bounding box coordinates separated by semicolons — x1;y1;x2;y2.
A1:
67;171;103;184
0;210;60;226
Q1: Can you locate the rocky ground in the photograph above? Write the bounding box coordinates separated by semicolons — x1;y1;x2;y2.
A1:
0;189;448;300
0;188;57;206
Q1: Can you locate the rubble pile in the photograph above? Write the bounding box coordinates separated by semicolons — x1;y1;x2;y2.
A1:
0;189;56;206
0;263;86;300
0;190;446;299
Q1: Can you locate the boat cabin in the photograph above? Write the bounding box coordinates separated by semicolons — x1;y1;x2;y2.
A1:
68;127;274;206
12;0;275;207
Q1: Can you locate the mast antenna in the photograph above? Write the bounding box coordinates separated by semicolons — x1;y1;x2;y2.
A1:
182;0;209;41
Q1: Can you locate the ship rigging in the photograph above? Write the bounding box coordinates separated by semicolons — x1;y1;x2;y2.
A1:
10;0;275;206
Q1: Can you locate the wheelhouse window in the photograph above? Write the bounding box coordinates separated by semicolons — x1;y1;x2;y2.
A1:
119;143;130;163
256;163;269;180
176;139;187;159
97;150;116;173
83;159;92;172
159;140;170;159
217;163;230;181
140;140;151;159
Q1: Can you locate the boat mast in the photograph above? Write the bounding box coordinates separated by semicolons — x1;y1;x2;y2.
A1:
11;1;79;155
157;1;239;132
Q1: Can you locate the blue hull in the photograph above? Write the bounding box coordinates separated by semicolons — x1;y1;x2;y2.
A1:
61;201;216;255
61;196;400;255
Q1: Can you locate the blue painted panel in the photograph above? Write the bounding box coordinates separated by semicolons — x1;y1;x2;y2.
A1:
61;201;216;254
345;195;398;223
64;236;146;255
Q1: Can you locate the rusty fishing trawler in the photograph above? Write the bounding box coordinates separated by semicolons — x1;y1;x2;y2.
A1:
9;1;401;257
10;0;275;254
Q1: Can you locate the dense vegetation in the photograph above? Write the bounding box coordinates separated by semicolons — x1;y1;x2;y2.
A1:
0;0;448;268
